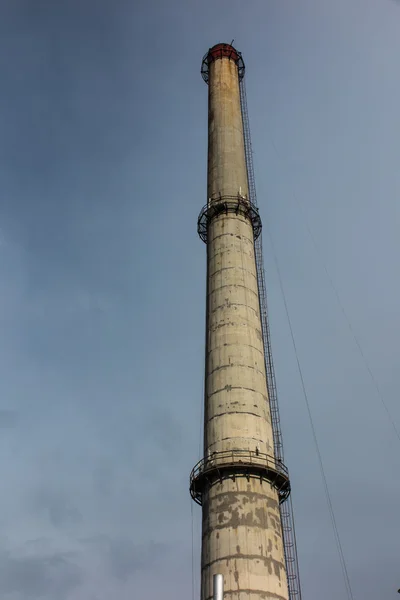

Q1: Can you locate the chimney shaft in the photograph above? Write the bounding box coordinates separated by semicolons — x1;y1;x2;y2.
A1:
191;43;290;600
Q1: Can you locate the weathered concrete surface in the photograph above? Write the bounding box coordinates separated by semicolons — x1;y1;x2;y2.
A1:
207;56;249;201
201;50;289;600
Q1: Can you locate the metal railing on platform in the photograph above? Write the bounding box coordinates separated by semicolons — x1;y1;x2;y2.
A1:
190;448;290;506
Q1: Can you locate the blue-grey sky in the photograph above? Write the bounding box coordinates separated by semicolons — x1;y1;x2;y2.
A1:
0;0;399;598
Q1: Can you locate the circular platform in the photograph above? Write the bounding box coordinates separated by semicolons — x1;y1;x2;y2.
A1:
190;449;291;505
197;195;262;243
201;43;245;84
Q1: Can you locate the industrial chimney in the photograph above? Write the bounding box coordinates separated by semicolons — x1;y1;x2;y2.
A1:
190;43;294;600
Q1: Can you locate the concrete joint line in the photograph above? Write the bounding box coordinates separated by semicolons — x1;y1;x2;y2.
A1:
210;303;259;317
207;363;265;377
208;266;257;279
204;593;287;600
207;386;268;400
202;555;286;571
207;342;264;357
208;284;258;298
207;410;263;421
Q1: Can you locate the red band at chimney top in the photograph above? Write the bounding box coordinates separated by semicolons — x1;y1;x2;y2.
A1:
207;43;240;64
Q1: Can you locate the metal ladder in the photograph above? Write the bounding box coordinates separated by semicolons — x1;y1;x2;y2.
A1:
239;76;302;600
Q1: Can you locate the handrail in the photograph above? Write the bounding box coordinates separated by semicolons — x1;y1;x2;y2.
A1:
190;448;288;479
190;448;290;506
197;194;262;243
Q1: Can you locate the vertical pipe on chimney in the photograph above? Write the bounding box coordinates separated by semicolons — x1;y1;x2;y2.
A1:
213;574;224;600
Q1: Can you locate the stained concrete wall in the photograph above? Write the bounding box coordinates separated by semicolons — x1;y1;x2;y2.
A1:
201;53;289;600
207;57;249;201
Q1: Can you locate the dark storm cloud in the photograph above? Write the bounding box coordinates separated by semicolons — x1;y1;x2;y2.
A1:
107;539;167;581
147;406;185;457
82;536;168;581
0;550;82;599
30;488;82;528
92;459;115;498
0;0;399;599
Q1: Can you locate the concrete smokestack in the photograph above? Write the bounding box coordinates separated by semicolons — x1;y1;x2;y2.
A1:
190;44;291;600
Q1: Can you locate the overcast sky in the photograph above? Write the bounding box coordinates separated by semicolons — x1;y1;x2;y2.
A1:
0;0;399;599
